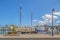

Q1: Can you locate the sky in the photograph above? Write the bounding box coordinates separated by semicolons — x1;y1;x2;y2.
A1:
0;0;60;26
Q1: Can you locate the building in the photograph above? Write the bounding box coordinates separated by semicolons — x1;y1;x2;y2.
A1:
17;27;37;34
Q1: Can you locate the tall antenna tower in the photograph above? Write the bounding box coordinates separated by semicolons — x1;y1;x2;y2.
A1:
20;0;22;27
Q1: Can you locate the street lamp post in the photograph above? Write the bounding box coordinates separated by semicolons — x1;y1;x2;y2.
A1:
52;8;55;36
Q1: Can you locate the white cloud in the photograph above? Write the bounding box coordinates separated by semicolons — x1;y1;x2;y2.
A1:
53;16;58;19
55;21;60;25
38;21;47;25
42;14;58;22
42;14;51;21
34;12;60;26
54;12;60;16
56;21;60;23
32;20;38;22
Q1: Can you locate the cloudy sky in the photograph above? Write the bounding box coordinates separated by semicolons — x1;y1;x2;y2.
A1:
0;0;60;26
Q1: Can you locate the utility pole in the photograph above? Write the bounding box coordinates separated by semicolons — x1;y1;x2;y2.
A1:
52;8;55;36
20;0;22;27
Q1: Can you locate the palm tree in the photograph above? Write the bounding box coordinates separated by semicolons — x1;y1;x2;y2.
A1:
12;25;17;34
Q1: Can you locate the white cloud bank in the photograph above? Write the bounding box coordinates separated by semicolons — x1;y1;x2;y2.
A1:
56;21;60;24
54;12;60;16
38;11;60;26
38;21;47;26
32;20;38;22
42;14;58;22
32;11;60;26
55;21;60;26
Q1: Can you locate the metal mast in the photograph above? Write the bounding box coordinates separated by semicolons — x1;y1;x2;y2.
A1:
20;0;22;27
30;11;33;34
31;11;32;27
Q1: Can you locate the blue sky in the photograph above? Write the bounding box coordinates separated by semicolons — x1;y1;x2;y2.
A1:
0;0;60;26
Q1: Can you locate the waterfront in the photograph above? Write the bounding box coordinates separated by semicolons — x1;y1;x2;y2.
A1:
0;0;60;39
0;26;60;36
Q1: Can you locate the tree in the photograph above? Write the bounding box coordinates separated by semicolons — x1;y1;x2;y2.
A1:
8;24;17;34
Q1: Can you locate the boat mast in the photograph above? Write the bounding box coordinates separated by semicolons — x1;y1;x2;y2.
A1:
31;11;32;27
20;0;22;27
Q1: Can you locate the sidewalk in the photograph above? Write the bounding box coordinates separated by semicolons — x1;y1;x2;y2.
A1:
0;34;60;38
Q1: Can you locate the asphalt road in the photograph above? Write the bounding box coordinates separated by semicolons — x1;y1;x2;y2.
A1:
0;38;60;40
